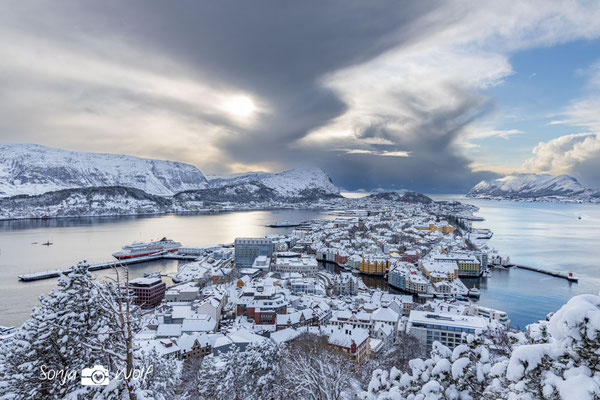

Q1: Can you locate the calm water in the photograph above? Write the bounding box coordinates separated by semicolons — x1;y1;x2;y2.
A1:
0;210;330;326
1;200;598;329
431;195;600;328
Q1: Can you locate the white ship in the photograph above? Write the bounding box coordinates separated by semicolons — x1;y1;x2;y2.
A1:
112;237;181;259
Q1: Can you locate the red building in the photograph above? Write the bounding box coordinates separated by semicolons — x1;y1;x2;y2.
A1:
401;250;420;264
334;253;349;265
128;277;166;307
236;286;287;325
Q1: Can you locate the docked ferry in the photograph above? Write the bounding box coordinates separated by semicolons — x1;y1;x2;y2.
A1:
112;238;181;259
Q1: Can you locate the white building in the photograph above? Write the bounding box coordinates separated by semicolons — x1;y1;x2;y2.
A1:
251;255;271;271
407;310;487;351
274;255;318;277
333;272;359;295
165;282;200;303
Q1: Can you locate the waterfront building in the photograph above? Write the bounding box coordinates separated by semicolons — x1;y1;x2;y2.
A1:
456;256;480;277
359;257;390;275
407;310;487;351
333;272;359;295
430;252;481;278
388;265;408;291
347;254;363;269
419;260;458;282
416;221;455;234
406;274;429;294
128;277;166;307
234;237;274;268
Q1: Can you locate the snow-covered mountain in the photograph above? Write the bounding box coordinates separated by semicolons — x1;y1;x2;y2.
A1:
0;144;343;218
206;171;272;188
467;173;600;201
0;143;208;196
207;167;340;198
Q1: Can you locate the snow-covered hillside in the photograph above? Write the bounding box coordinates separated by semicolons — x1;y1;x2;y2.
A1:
467;173;599;201
208;167;340;197
207;171;272;188
0;143;208;196
0;186;172;219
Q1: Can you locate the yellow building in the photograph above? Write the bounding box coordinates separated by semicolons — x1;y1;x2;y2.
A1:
416;222;455;234
419;260;458;282
457;258;480;277
359;258;390;275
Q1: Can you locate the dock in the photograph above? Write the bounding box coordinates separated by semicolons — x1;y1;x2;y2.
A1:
509;264;578;282
18;249;203;282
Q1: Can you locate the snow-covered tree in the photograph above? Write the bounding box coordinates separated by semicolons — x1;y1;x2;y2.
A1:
277;333;353;400
0;263;183;400
504;294;600;400
361;293;600;400
195;340;280;400
1;262;110;399
136;349;185;400
361;333;500;400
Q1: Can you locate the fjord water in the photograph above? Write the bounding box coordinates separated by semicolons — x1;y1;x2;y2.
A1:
0;210;329;326
432;195;600;328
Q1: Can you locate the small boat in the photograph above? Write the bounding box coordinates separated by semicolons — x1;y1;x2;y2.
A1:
144;270;162;278
455;295;469;301
468;288;481;298
42;241;53;246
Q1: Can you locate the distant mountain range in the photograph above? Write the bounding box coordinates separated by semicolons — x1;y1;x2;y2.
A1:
0;143;342;219
467;173;600;202
368;191;434;204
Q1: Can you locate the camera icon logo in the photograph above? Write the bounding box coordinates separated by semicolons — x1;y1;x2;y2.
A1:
81;365;110;386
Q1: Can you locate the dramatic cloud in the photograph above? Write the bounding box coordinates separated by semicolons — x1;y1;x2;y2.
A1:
1;1;600;192
523;59;600;188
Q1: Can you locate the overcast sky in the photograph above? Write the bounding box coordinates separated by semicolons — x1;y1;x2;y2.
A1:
1;1;600;192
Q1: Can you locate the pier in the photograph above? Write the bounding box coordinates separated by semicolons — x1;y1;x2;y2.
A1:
18;250;202;282
507;264;578;282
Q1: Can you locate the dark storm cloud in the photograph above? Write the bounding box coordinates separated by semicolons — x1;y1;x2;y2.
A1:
0;0;508;192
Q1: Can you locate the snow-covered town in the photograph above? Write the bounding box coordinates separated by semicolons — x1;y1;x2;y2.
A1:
3;194;598;399
131;195;511;362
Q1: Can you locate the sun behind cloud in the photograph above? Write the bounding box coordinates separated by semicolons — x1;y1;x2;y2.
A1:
221;95;256;118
